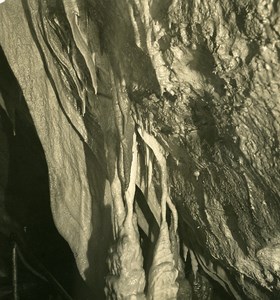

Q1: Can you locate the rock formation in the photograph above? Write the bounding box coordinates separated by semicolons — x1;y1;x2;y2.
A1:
0;0;280;299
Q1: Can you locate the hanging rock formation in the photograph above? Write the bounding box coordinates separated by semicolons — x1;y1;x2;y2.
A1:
0;0;280;299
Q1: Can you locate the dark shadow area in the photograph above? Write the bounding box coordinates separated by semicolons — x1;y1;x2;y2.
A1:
0;46;90;299
135;186;159;283
83;141;113;299
182;252;235;300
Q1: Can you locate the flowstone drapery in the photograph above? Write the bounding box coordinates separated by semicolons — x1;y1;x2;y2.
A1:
105;70;181;298
105;120;190;299
1;0;280;299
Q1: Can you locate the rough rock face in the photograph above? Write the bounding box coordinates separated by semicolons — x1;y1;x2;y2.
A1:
0;0;280;299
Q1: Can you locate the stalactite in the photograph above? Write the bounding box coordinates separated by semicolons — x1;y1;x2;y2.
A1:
136;126;180;299
136;127;178;231
62;0;98;101
3;0;279;298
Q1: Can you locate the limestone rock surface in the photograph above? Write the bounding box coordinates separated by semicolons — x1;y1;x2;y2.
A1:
0;0;280;299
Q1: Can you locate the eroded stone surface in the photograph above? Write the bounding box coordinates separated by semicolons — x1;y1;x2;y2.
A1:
0;0;280;298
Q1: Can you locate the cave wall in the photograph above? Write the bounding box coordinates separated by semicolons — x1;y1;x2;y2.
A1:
0;0;280;299
0;1;113;296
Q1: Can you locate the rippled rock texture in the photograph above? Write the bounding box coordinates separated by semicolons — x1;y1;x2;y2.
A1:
0;0;280;299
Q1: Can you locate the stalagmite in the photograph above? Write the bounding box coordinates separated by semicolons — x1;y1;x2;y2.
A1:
137;126;179;300
105;133;146;299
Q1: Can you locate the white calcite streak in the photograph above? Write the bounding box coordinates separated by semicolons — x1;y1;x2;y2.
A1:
137;126;179;299
105;133;146;299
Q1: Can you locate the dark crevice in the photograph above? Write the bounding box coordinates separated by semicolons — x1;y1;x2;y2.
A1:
0;45;90;300
245;41;260;65
233;3;247;35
